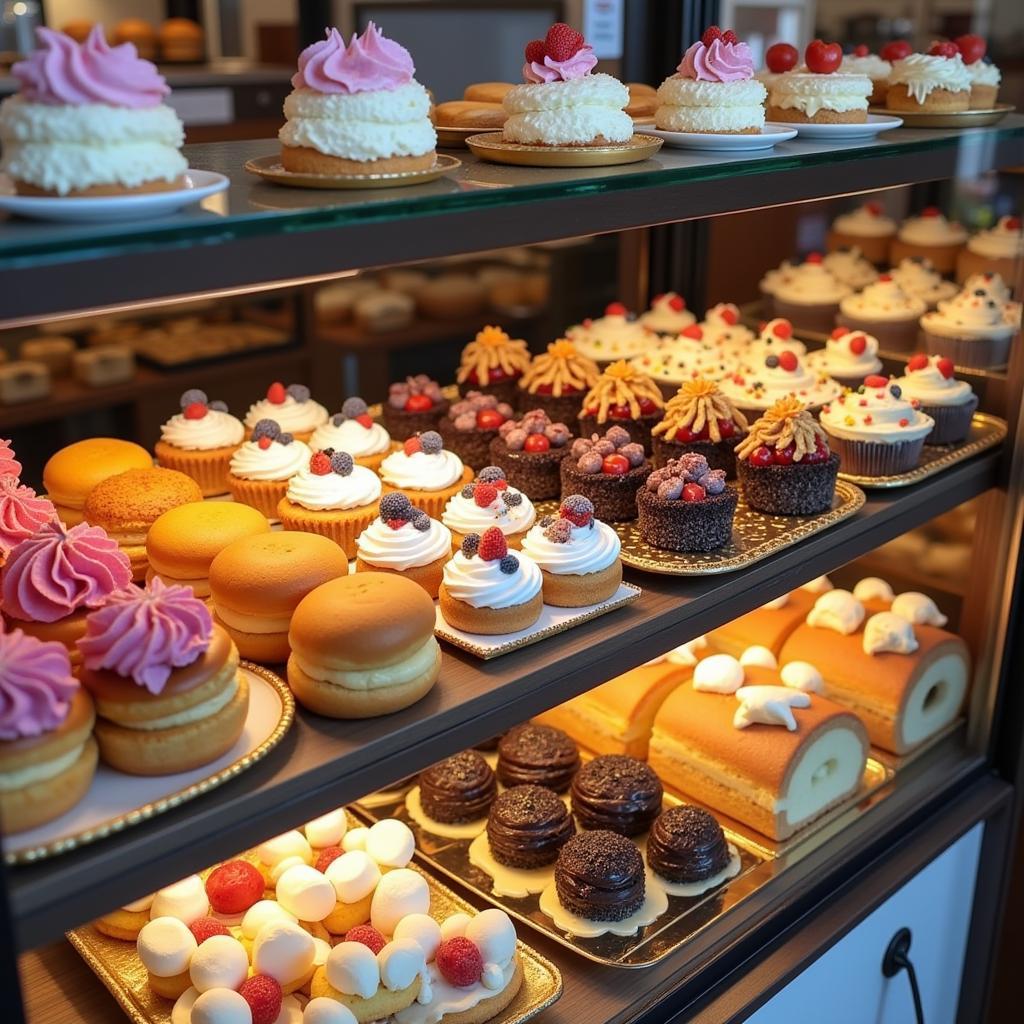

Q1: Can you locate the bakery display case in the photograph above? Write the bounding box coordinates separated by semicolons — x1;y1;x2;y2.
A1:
2;13;1024;1024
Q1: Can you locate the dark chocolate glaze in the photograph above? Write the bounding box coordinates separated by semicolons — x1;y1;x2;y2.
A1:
570;755;663;836
497;724;580;793
418;750;496;824
646;805;731;884
487;785;575;869
554;830;645;922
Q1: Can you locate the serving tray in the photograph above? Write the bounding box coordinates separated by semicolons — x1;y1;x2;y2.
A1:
465;132;663;167
245;153;462;189
867;103;1014;128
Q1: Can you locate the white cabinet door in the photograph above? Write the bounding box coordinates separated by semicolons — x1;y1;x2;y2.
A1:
745;823;983;1024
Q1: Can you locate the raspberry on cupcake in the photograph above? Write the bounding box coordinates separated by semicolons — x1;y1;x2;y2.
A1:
637;453;736;552
155;389;244;497
521;495;622;607
895;354;978;444
517;339;600;425
309;397;392;472
227;418;312;519
578;359;664;453
651;377;749;475
439;391;515;471
805;327;884;389
378;429;473;518
439;526;543;635
381;375;449;441
455;326;531;406
490;409;574;499
244;382;328;443
559;426;650;522
441;467;536;552
639;292;696;335
567;303;651;368
735;397;839;515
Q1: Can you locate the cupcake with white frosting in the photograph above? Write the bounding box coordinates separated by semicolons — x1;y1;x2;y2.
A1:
889;257;958;308
890;208;968;276
839;46;891;105
244;382;328;443
758;259;797;315
720;351;841;420
442;469;537;551
806;327;884;388
522;497;622;607
698;303;756;356
227;419;311;518
837;273;928;350
154;389;244;496
631;326;733;400
742;318;807;365
826;202;897;265
823;247;879;292
819;374;934;476
895;353;978;444
310;396;392;471
957;216;1021;289
566;303;651;367
956;34;1000;108
639;293;696;335
920;280;1019;368
771;254;851;334
379;429;473;518
887;45;971;113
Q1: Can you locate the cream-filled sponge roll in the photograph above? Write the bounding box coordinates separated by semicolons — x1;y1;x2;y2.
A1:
648;651;868;841
534;637;709;759
780;589;969;756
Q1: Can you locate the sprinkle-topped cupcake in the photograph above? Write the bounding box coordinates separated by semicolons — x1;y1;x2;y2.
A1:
889;257;958;308
559;426;650;522
244;382;328;443
651;378;749;475
837;273;927;351
632;325;732;400
744;318;807;364
771;253;851;334
517;339;600;425
957;215;1022;288
920;279;1019;368
895;353;978;444
805;327;883;388
456;326;532;407
639;293;697;335
578;360;665;453
439;391;515;471
442;467;537;551
699;303;755;355
379;429;473;518
309;397;392;471
720;352;841;420
155;389;244;497
227;418;311;518
822;247;880;291
827;202;897;265
381;375;449;440
567;303;651;367
891;207;968;276
735;397;838;514
490;410;574;499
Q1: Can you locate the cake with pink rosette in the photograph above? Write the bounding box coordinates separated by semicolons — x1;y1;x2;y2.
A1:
1;521;132;663
0;628;97;833
279;22;436;174
0;439;22;479
0;477;59;563
656;26;766;134
78;579;247;775
503;23;631;146
0;26;185;196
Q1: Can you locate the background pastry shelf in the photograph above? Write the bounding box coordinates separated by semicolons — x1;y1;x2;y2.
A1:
4;448;1001;953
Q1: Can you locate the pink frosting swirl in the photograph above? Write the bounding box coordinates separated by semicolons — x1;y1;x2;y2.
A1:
2;521;132;623
0;627;78;740
0;440;22;480
292;22;415;95
523;45;597;84
0;478;58;558
12;26;169;109
78;578;212;694
679;39;754;82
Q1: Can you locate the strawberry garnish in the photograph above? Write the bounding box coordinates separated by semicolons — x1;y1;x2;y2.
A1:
778;351;798;372
701;26;722;47
474;483;498;508
404;436;422;455
937;357;955;379
309;451;332;475
605;301;628;316
266;381;287;404
545;22;584;62
681;324;703;340
356;414;374;428
907;353;930;371
525;38;546;63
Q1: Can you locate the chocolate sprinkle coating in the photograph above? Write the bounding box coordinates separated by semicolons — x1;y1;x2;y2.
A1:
570;755;663;836
646;806;731;883
497;724;580;793
439;416;500;471
418;751;497;824
737;451;839;516
517;388;587;428
381;399;450;442
487;785;575;869
554;830;645;922
559;458;651;523
489;436;571;501
636;485;737;552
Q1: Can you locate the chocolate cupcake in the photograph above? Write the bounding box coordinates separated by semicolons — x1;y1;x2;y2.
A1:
517;339;601;425
651;378;749;478
381;375;450;441
456;326;532;407
554;830;645;922
577;360;665;454
438;391;514;471
571;755;663;836
735;398;839;515
487;785;575;869
559;426;650;523
637;455;736;553
489;409;574;500
418;750;497;824
646;805;731;884
497;723;580;793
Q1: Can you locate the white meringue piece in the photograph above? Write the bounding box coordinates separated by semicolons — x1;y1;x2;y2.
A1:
780;661;824;694
151;875;209;925
892;591;948;627
304;997;358;1024
393;913;442;962
270;855;307;887
644;635;708;666
137;916;198;977
189;935;249;994
378;938;426;991
252;920;315;985
276;864;336;923
276;995;304;1024
241;900;297;941
740;645;777;670
325;850;381;904
191;988;252;1024
365;819;415;868
312;936;332;969
863;612;919;655
171;986;198;1024
123;893;155;914
342;827;369;853
693;654;745;694
439;912;472;942
801;575;834;593
733;685;811;731
853;577;894;603
304;809;348;849
465;909;516;969
482;963;505;991
325;941;380;999
370;868;430;935
806;590;865;635
258;831;313;869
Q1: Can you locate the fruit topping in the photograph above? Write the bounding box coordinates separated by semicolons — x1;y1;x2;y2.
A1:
380;492;414;523
330;451;354;476
309;451;332;476
474;483;498;508
525;38;546;63
722;29;738;44
345;924;387;954
403;436;422;455
287;384;310;403
937;357;955;379
502;491;523;508
765;42;798;73
476;408;506;430
921;206;940;217
543;517;573;543
277;432;294;446
404;393;434;413
681;324;703;340
190;917;230;944
928;40;958;59
864;374;888;388
772;319;793;339
605;301;628;317
436;937;484;988
523;433;551;452
682;482;706;502
602;453;630;475
849;334;867;355
805;39;842;74
499;554;520;575
314;847;345;873
881;40;912;62
954;34;986;64
853;44;869;56
545;22;585;62
462;534;480;558
668;294;686;311
560;494;595;527
477;466;505;483
388;375;443;413
180;388;208;407
266;382;287;404
451;392;514;432
239;975;283;1024
184;402;207;420
479;527;508;562
251;419;280;441
205;860;264;914
413;512;432;532
830;327;849;339
907;353;930;371
778;351;799;372
702;26;722;47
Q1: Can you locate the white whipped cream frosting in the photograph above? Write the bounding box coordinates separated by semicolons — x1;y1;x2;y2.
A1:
840;277;927;321
891;591;948;626
442;487;536;537
820;382;934;442
356;516;452;570
639;293;697;334
733;685;811;730
244;394;329;434
968;61;1001;87
806;590;865;635
839;54;891;79
832;204;897;237
898;212;968;246
806;330;882;379
521;519;620;575
441;549;542;609
721;359;842;411
967;216;1022;260
889;54;971;103
380;449;465;490
503;74;632;145
567;312;650;361
823;248;879;291
285;463;381;510
310;418;391;457
895;355;974;407
655;77;766;133
922;285;1019;340
773;263;850;305
229;438;312;481
889;258;958;306
852;577;894;603
768;72;872;116
160;410;244;450
863;612;918;655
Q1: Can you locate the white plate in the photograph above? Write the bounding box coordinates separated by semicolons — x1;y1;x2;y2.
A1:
0;169;229;223
767;113;903;139
645;124;798;151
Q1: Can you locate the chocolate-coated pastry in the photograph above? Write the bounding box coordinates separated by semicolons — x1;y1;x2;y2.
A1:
497;724;580;793
487;785;575;869
646;805;731;883
418;750;497;823
570;754;663;836
554;830;645;922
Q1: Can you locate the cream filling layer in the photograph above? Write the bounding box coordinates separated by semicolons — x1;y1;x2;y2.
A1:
215;605;291;633
655;105;764;132
0;741;86;791
107;675;239;731
899;652;968;747
503;107;633;145
293;636;439;691
777;728;865;827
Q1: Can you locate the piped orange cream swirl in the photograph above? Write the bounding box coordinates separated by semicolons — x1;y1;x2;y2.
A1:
520;339;600;397
653;378;747;443
735;397;826;463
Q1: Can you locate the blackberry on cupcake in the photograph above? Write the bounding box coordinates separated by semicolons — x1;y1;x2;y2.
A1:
570;754;663;836
651;378;749;476
381;375;449;441
560;426;650;522
490;409;573;500
439;391;515;471
486;785;575;869
577;360;665;454
418;750;497;824
553;830;645;922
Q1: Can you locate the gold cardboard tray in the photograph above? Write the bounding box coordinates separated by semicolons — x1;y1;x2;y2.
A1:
465;132;663;167
245;153;461;189
436;126;482;148
569;479;864;576
867;103;1014;128
4;664;293;866
838;412;1006;489
68;862;562;1024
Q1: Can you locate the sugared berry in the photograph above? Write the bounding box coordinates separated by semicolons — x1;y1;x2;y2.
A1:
184;402;207;420
474;483;498;508
682;483;706;502
180;388;208;408
420;430;443;455
345;925;387;954
309;451;332;476
560;494;595;527
462;534;480;557
765;354;780;369
209;400;228;413
502;491;523;507
478;466;506;483
239;976;283;1024
190;917;230;944
328;451;352;475
380;492;413;520
252;418;280;441
286;383;310;403
342;396;368;419
413;513;431;532
404;436;422;455
277;432;294;446
478;527;508;562
602;453;630;475
461;484;476;498
499;554;519;574
436;937;484;988
205;859;264;914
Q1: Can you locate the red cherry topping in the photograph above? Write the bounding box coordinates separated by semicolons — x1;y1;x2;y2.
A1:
346;925;387;954
831;326;849;339
937;357;955;379
878;273;892;282
805;39;843;74
437;937;484;988
544;22;584;62
772;444;795;466
205;859;264;914
682;483;706;502
638;397;659;415
668;295;686;311
804;439;830;463
929;40;958;59
765;42;798;73
749;446;774;467
474;483;498;507
309;451;332;475
525;38;546;64
673;426;696;443
921;206;941;218
864;374;888;388
478;526;508;561
404;393;433;413
702;26;723;47
720;306;738;325
404;436;422;455
865;201;883;216
681;324;703;340
315;847;345;873
184;402;207;420
190;917;230;944
602;453;630;475
476;408;506;431
1006;216;1021;231
524;433;551;452
954;34;986;64
773;320;793;339
239;976;283;1024
805;252;823;265
257;436;273;450
605;301;628;317
907;353;930;371
355;413;374;429
849;334;867;355
899;418;910;427
778;351;799;372
881;40;912;62
386;519;407;531
717;418;736;439
723;29;738;44
853;44;869;57
266;381;287;404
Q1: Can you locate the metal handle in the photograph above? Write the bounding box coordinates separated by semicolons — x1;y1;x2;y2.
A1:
882;927;925;1024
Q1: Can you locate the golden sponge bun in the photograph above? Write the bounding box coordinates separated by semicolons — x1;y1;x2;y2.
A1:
61;21;95;43
210;532;349;617
44;438;153;511
147;502;270;580
160;17;203;41
113;18;157;44
290;573;435;670
463;82;514;103
83;467;202;531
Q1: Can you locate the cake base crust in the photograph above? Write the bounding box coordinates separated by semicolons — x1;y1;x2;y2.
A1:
540;561;622;607
14;176;187;197
281;146;436;175
885;84;970;112
765;105;867;124
438;585;543;634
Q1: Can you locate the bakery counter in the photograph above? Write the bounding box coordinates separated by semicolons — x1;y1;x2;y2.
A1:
6;446;1001;952
4;119;1024;322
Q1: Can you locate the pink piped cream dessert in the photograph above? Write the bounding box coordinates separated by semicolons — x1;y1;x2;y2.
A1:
77;579;247;776
0;440;22;480
0;477;59;565
503;23;631;146
0;628;98;833
279;22;436;174
656;26;766;134
0;26;185;196
1;520;132;664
